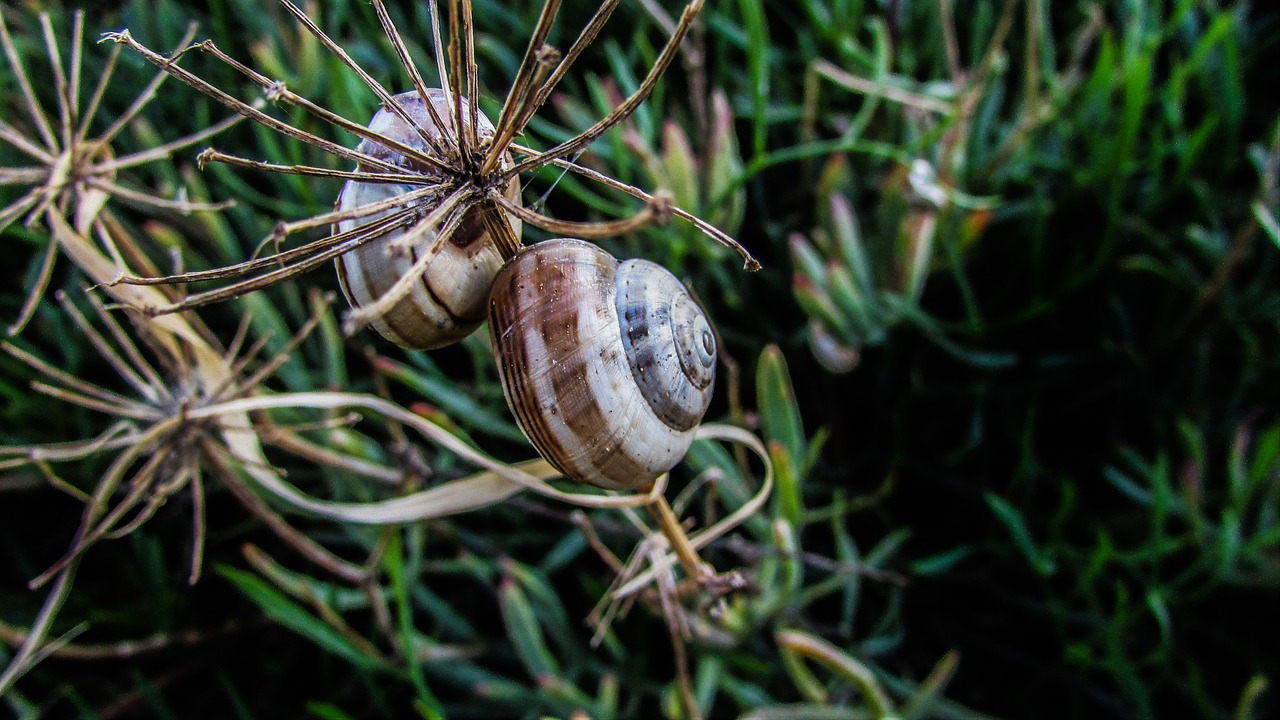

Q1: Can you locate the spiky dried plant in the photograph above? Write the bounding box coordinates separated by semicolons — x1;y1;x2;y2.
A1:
0;285;355;692
0;276;770;699
103;0;758;334
0;8;240;334
2;291;323;589
1;3;775;706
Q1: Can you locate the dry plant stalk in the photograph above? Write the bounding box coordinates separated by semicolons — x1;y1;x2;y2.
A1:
0;271;772;694
105;0;758;335
99;0;769;622
0;2;774;705
3;213;771;702
1;289;343;592
0;8;242;335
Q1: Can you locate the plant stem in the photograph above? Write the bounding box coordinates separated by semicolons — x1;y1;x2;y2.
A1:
646;492;708;580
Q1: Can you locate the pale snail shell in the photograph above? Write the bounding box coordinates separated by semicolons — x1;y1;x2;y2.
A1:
488;238;717;491
334;89;521;350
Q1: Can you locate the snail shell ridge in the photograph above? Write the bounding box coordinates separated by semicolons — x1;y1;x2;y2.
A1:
334;89;521;350
488;238;717;490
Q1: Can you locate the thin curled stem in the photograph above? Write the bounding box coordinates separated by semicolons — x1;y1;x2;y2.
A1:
488;187;670;239
511;143;760;270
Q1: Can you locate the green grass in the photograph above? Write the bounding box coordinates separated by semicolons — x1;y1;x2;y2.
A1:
2;0;1279;718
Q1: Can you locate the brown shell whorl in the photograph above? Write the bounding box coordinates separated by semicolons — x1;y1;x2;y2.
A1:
487;238;717;490
333;90;521;350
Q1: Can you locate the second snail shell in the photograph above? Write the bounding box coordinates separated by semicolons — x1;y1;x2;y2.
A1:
334;89;522;350
488;238;717;491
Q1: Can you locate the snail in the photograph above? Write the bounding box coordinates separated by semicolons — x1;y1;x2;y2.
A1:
334;89;522;350
488;238;717;491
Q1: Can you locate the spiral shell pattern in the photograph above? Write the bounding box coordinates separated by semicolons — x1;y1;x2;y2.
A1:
488;238;717;490
334;89;521;350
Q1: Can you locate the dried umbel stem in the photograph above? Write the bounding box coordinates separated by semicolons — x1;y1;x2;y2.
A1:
0;287;334;592
0;198;333;694
1;1;777;697
104;0;758;335
2;209;773;696
0;8;240;335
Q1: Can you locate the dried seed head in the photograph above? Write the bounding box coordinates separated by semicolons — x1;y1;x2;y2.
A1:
102;0;758;331
0;9;240;335
333;89;522;350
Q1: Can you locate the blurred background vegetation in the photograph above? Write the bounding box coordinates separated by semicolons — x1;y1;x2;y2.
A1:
1;0;1278;718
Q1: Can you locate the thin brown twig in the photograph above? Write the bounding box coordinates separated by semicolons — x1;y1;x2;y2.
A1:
0;189;42;231
487;187;669;238
445;0;467;159
0;167;48;185
203;437;368;584
571;510;626;573
98;111;246;172
196;148;421;184
220;295;329;400
645;494;709;581
506;0;621;146
503;0;705;177
427;0;462;152
38;14;73;151
103;30;410;176
14;307;154;408
0;8;59;152
32;460;94;503
86;177;232;213
195;35;453;175
510;144;759;269
341;188;476;334
260;424;404;485
667;593;699;720
66;10;84;129
241;543;390;663
103;461;194;540
222;311;254;365
30;445;178;587
0;422;139;470
188;460;206;584
461;0;481;162
56;290;166;404
369;0;453;159
28;380;161;421
96;23;200;148
275;0;452;173
0;118;54;163
480;0;565;174
76;34;121;144
82;292;169;400
8;238;60;334
135;212;414;314
0;619;242;661
114;202;417;287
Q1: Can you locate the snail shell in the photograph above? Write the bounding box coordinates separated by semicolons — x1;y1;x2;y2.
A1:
488;238;717;490
334;89;521;350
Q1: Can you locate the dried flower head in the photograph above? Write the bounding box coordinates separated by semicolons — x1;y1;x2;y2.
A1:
0;9;240;334
0;289;331;591
0;279;332;692
103;0;758;334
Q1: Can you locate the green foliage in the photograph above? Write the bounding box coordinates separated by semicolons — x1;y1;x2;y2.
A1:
2;0;1279;719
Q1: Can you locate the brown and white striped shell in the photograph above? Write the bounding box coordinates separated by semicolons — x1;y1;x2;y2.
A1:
488;238;717;490
334;89;521;350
